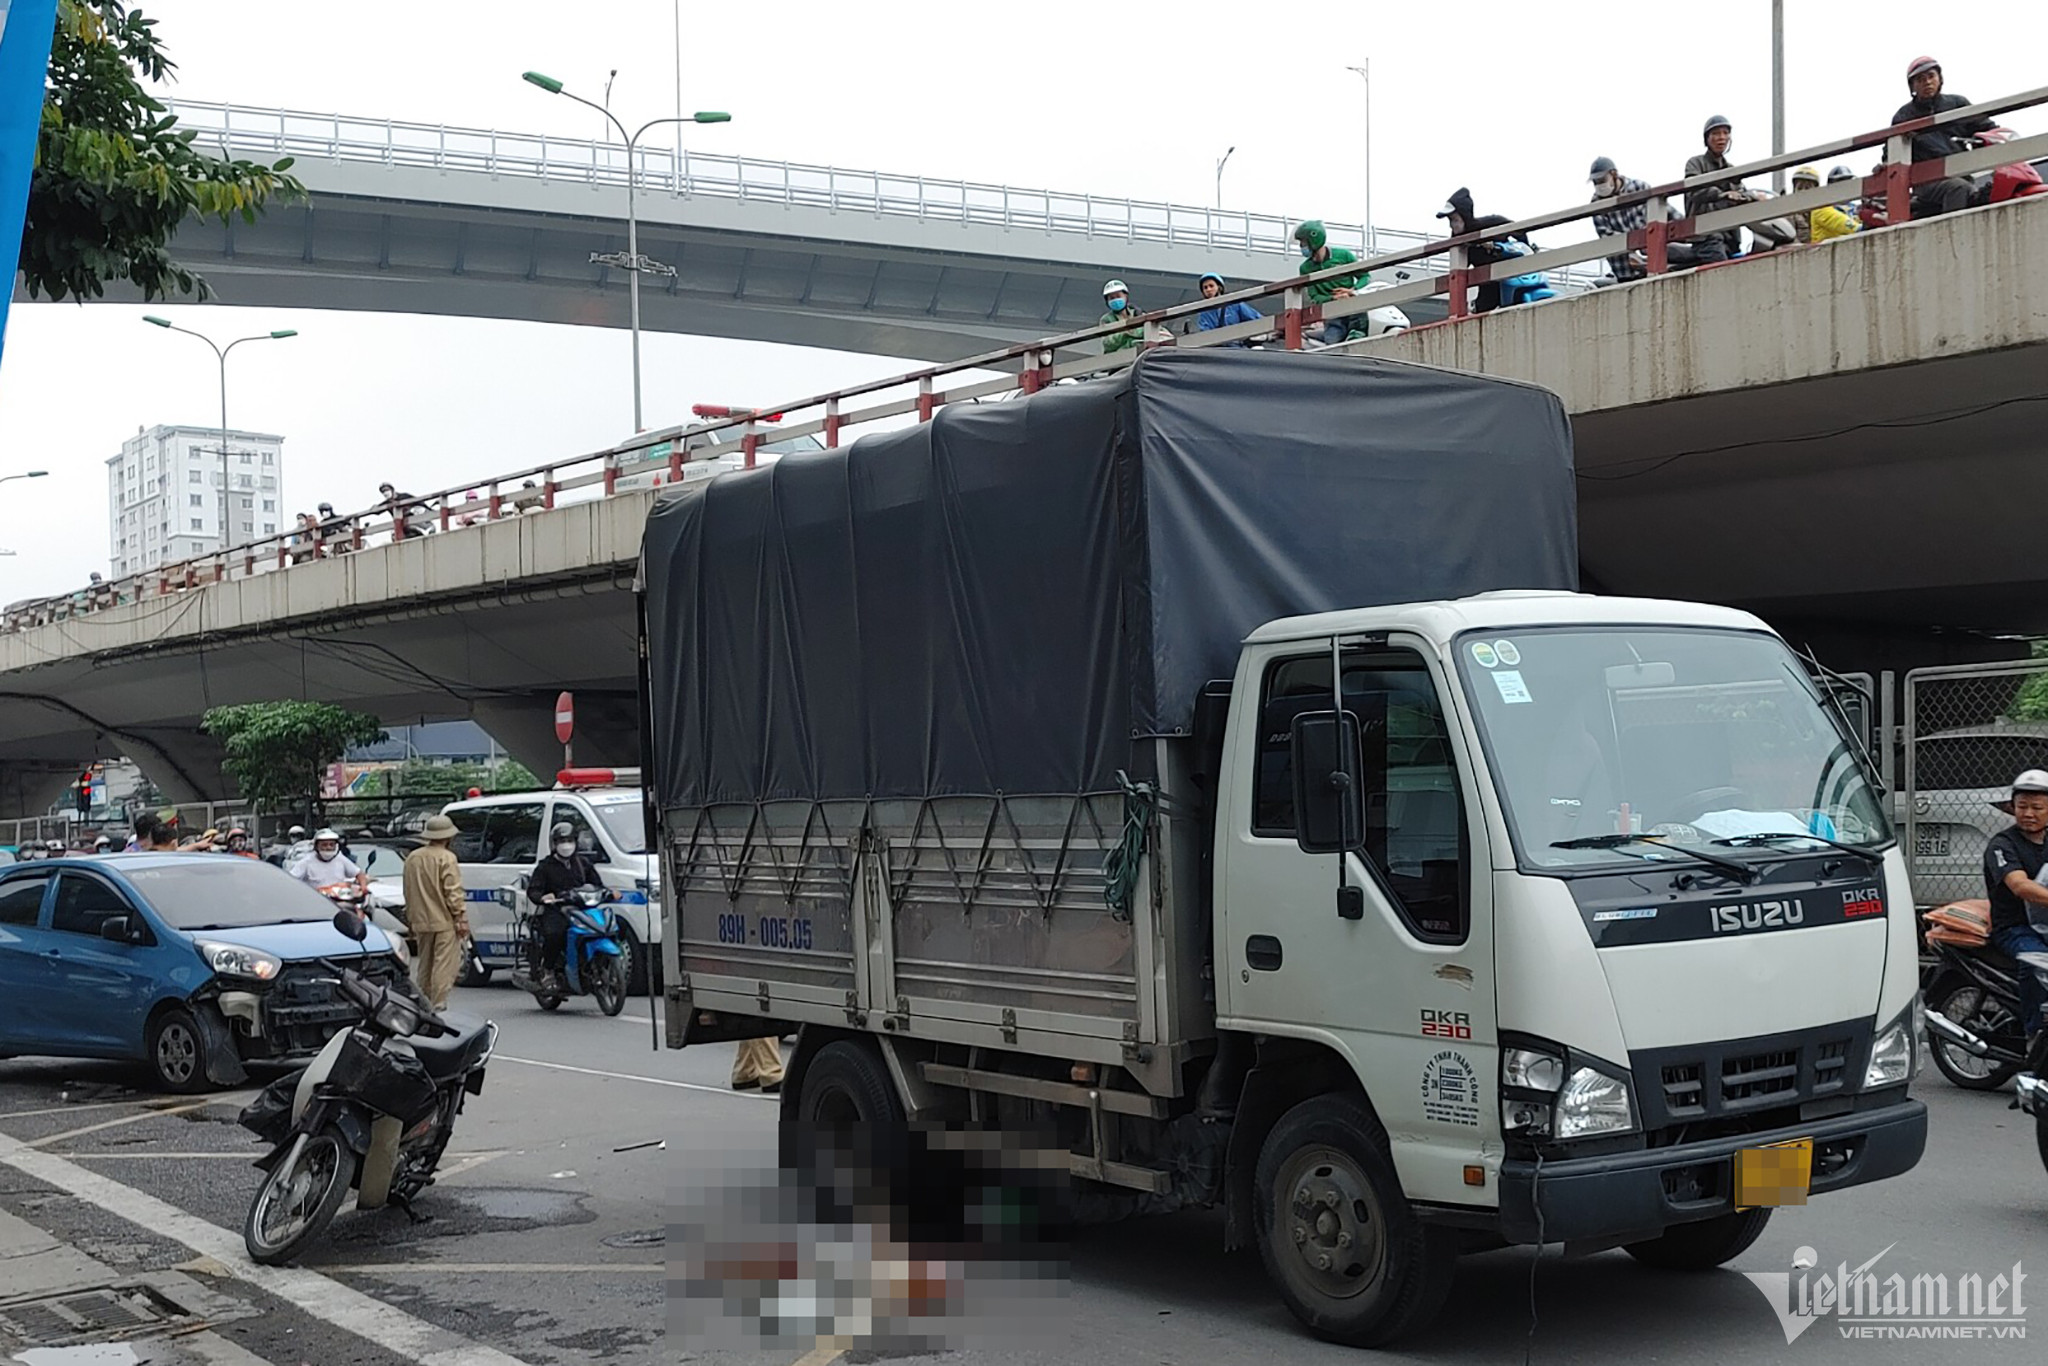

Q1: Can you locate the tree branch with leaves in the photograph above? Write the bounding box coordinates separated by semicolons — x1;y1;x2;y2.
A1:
18;1;307;302
201;702;385;812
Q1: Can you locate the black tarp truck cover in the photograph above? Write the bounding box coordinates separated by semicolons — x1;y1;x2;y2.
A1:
641;349;1576;809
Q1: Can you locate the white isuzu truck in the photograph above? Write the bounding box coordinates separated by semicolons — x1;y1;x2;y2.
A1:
644;350;1926;1345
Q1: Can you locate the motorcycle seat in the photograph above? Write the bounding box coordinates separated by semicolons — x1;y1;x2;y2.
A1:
408;1011;491;1080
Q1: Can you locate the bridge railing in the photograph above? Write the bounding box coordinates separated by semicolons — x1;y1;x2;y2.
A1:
6;89;2044;638
165;100;1369;260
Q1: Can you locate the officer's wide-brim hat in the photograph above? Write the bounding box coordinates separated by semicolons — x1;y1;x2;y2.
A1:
1991;768;2048;813
422;814;459;841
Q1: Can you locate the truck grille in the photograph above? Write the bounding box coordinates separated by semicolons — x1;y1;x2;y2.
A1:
1636;1019;1871;1136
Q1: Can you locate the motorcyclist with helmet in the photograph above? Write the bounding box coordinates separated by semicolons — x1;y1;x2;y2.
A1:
1098;280;1145;354
1684;115;1796;263
1892;57;1996;219
222;827;258;858
1291;221;1368;343
1983;771;2048;1044
526;822;606;982
289;828;369;892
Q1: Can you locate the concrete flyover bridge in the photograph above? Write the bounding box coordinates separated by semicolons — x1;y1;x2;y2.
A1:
41;100;1483;363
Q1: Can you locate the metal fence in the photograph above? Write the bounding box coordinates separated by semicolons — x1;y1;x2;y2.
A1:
1902;660;2048;907
0;794;469;852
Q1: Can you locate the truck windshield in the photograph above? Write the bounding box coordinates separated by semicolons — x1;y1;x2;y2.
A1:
1454;627;1891;872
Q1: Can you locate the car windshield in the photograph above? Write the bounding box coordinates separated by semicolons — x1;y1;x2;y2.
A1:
118;857;342;929
1455;626;1891;872
589;798;651;856
350;843;412;876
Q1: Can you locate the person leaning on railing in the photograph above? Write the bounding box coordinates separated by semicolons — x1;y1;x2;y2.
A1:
1684;114;1796;263
1791;165;1860;245
1893;56;1997;220
1434;190;1526;314
1290;221;1368;342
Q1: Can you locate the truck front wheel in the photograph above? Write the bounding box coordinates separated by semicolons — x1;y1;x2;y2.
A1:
785;1039;907;1228
1623;1207;1771;1270
1252;1094;1455;1347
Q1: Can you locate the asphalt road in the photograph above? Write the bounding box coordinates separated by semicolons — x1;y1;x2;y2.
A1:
2;985;2043;1365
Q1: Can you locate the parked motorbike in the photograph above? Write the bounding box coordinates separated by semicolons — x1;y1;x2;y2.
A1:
1921;900;2031;1089
237;907;496;1264
507;881;629;1016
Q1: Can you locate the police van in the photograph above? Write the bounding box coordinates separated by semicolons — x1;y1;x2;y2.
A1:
439;769;660;991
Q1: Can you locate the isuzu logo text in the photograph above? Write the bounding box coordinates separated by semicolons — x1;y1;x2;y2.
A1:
1710;899;1807;934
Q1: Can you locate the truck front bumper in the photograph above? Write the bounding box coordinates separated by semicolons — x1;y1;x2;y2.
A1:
1497;1098;1927;1245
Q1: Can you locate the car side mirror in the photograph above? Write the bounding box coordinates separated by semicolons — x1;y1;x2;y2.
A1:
1291;710;1364;856
99;915;145;945
333;907;369;941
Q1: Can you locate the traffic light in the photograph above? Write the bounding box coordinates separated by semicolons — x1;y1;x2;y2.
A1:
75;770;93;819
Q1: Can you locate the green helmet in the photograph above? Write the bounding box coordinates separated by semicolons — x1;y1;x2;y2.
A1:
1293;220;1327;252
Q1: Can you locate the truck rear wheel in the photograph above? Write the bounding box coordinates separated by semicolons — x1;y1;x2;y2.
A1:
1252;1094;1455;1347
1623;1208;1771;1270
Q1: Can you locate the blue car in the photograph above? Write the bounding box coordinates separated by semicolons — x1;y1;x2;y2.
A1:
0;854;407;1093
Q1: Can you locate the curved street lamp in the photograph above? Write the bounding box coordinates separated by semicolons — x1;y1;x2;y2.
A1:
0;470;49;487
524;70;730;433
141;317;297;553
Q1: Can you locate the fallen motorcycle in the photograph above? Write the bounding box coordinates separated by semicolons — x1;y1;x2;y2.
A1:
238;907;496;1264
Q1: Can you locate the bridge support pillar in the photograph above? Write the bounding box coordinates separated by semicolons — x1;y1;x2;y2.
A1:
125;732;235;806
0;763;83;822
474;694;641;782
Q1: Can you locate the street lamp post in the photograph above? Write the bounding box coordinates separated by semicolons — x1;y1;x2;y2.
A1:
0;470;49;488
1214;146;1235;210
1345;61;1373;257
524;71;730;434
141;318;297;554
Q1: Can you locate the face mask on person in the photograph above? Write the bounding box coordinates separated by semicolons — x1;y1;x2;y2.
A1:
314;845;339;862
1299;243;1315;260
1593;175;1617;198
554;841;577;858
1107;296;1127;312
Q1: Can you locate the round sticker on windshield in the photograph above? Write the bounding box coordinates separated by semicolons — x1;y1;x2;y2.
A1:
1470;642;1499;669
1494;640;1521;666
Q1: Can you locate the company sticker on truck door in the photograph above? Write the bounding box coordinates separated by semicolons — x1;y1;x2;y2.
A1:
1420;1050;1481;1127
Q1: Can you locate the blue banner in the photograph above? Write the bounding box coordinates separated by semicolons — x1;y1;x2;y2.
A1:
0;0;60;380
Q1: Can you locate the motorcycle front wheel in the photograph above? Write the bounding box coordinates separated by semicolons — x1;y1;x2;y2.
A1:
589;954;627;1017
1927;983;2023;1091
244;1125;356;1265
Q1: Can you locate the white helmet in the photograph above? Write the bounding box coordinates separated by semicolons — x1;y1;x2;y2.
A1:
313;827;342;844
1102;278;1129;299
2011;771;2048;797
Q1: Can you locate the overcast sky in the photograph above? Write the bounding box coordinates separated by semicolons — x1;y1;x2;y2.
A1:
2;2;2043;599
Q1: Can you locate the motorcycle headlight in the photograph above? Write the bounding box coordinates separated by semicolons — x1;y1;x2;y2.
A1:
374;996;423;1037
1865;1011;1917;1089
194;939;282;982
1555;1067;1636;1139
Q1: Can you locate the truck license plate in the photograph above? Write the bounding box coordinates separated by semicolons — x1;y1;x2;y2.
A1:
1915;828;1950;859
1734;1138;1812;1208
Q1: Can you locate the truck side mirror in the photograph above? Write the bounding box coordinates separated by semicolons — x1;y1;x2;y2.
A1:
1291;710;1364;855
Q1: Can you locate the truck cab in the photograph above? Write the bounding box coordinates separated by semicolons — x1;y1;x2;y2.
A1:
1215;592;1922;1298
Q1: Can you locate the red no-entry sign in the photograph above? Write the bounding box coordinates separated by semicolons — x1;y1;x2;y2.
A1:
554;691;575;745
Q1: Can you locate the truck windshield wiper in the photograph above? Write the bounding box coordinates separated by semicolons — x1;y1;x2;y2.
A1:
1711;832;1883;864
1551;834;1760;882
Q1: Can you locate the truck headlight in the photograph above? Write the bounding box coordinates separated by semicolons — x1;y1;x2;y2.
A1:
1502;1044;1635;1141
1865;1012;1917;1088
194;939;282;982
1555;1067;1635;1139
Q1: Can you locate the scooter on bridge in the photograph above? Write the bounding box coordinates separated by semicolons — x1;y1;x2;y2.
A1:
504;878;629;1016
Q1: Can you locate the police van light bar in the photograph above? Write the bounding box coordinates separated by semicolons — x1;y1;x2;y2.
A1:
556;767;643;788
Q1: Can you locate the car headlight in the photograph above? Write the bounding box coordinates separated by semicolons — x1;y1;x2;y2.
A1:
194;939;283;982
1555;1068;1636;1139
1865;1011;1917;1088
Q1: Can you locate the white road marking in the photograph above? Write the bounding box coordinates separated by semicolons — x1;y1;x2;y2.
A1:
26;1094;254;1148
58;1149;504;1164
322;1261;663;1274
0;1096;161;1122
792;1340;851;1366
0;1132;538;1366
495;1052;774;1100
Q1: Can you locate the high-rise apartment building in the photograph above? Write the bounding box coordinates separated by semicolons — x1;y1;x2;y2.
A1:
106;424;286;577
